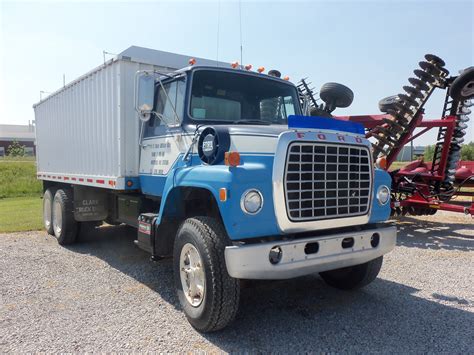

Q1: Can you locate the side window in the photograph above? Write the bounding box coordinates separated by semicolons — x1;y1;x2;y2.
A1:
144;78;186;138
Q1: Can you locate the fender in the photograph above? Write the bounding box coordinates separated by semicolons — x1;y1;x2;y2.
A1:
156;154;281;240
369;168;392;223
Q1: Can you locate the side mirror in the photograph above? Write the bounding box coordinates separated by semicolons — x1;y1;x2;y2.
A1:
135;72;155;121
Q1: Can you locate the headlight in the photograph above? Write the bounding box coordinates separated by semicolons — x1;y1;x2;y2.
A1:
377;185;390;205
241;189;264;215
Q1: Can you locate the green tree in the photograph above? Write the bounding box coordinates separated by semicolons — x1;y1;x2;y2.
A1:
423;142;474;162
461;142;474;161
424;145;435;161
7;140;26;157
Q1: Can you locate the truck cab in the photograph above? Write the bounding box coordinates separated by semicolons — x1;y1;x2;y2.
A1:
132;64;396;330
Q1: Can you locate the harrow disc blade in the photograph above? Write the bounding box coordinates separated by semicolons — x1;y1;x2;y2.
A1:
403;85;424;99
424;54;446;67
414;69;436;83
408;77;430;91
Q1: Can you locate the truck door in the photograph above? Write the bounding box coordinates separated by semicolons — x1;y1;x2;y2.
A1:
139;77;188;197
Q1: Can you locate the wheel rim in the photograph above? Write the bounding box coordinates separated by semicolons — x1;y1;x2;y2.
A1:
53;199;62;236
460;80;474;98
179;243;205;307
43;195;52;229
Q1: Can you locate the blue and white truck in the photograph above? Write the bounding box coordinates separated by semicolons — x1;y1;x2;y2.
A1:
34;46;396;332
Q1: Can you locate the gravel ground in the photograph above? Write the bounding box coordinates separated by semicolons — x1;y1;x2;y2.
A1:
1;211;473;353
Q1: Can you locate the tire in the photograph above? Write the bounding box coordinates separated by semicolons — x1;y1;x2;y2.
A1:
378;95;400;113
320;256;383;290
450;67;474;101
52;189;78;245
173;217;240;332
319;82;354;109
43;188;57;235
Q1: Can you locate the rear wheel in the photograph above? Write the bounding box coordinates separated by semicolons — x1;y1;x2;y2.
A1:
173;216;240;332
320;256;383;290
43;188;57;235
52;189;78;245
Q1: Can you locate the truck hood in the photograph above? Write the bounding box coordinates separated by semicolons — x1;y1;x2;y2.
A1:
182;123;367;155
226;124;288;137
183;124;288;137
182;124;288;155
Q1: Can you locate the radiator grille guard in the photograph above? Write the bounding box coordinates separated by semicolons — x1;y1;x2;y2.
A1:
285;142;372;221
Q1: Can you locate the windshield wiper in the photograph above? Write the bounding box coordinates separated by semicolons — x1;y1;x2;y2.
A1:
232;120;271;125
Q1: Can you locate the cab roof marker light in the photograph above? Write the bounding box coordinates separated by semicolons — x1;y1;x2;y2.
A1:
244;64;252;71
231;61;239;69
283;76;290;81
257;66;265;73
188;58;196;65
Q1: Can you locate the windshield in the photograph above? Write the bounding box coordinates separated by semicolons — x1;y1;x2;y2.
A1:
190;70;300;124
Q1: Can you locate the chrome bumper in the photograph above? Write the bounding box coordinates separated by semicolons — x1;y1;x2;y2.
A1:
225;226;396;280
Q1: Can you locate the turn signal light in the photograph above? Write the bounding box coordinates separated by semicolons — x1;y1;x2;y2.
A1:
257;66;265;73
189;58;196;65
376;156;388;170
225;151;241;167
219;188;227;202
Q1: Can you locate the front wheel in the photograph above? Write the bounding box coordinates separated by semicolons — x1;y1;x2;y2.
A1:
173;217;240;332
320;256;383;290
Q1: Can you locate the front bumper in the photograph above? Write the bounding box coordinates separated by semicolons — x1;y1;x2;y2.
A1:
224;225;396;279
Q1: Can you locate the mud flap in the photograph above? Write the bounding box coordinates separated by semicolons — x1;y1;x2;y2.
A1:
73;186;108;222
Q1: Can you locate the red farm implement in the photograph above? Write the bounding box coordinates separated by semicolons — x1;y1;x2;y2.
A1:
299;56;474;217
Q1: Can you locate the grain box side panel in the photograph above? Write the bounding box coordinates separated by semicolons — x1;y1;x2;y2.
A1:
35;62;123;179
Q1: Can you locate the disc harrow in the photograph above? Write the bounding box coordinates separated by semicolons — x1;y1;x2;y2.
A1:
372;54;449;160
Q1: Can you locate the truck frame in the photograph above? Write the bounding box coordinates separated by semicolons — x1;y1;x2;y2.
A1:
34;46;396;332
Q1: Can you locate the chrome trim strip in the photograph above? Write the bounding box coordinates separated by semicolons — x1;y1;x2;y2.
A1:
272;130;373;233
225;226;396;279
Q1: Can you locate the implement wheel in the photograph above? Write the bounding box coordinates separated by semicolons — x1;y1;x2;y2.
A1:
450;67;474;101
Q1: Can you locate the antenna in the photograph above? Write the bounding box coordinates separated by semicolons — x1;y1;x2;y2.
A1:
103;50;117;64
216;0;221;67
63;74;66;88
39;90;51;101
239;0;243;68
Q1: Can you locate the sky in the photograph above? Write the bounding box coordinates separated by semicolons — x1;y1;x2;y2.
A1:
0;0;473;145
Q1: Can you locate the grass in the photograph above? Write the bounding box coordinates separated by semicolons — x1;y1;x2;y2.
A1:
0;156;36;162
0;160;42;199
0;159;43;232
0;196;43;233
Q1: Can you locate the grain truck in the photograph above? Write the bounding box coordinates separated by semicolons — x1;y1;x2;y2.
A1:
34;46;396;332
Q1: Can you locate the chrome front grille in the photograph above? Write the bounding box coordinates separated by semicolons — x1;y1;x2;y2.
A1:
285;142;372;221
